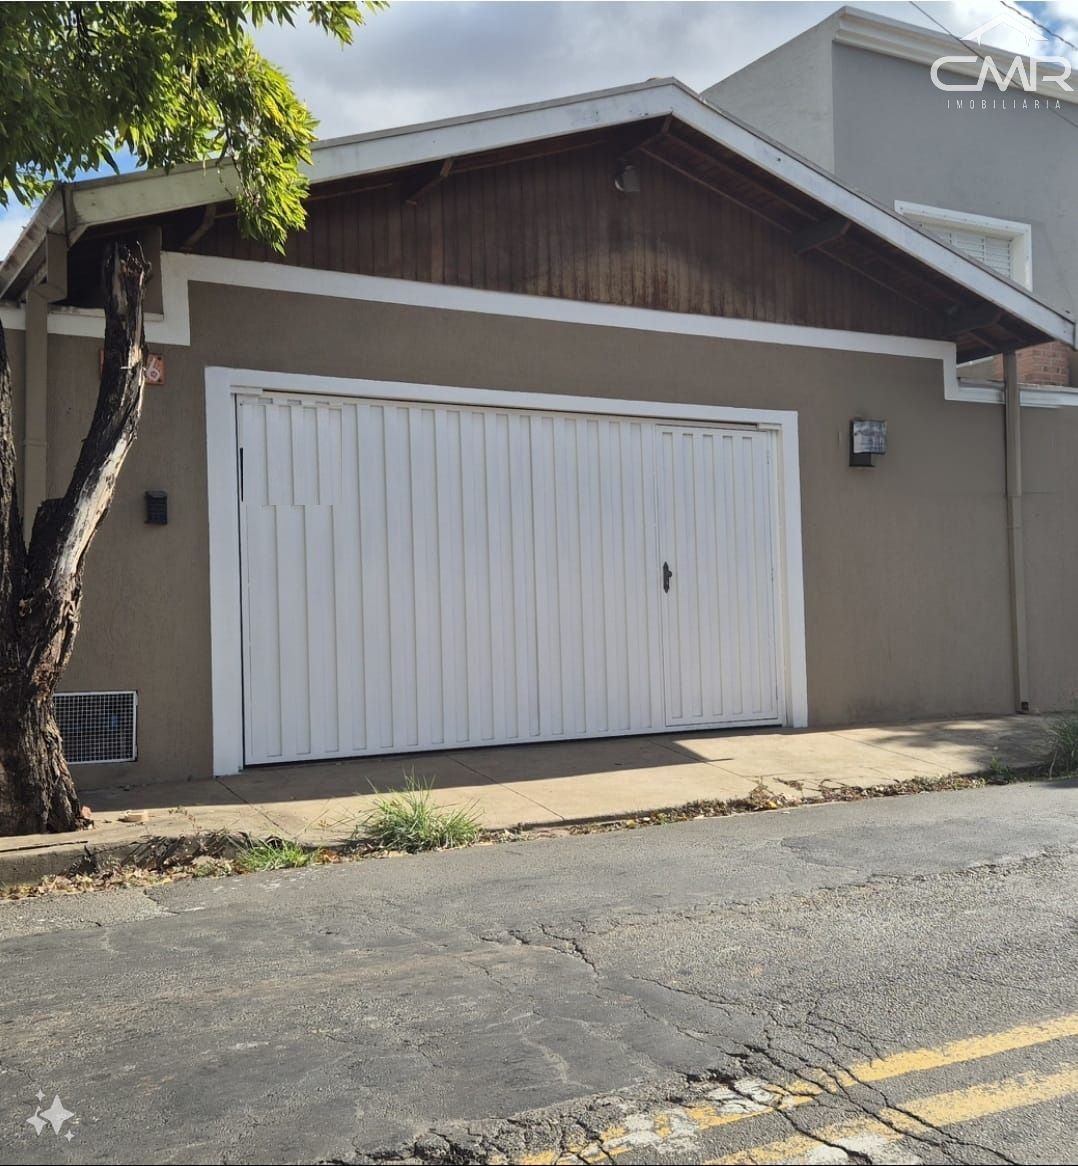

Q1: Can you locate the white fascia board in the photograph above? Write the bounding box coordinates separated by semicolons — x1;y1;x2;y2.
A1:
954;379;1078;409
0;186;65;299
304;80;678;183
70;79;677;230
72;161;241;228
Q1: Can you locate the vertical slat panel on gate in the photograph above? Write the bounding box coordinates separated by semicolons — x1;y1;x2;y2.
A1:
334;403;363;753
385;405;418;748
508;413;539;740
554;415;585;736
598;419;628;732
434;408;468;745
753;433;780;717
461;411;493;742
357;403;393;750
485;412;515;742
410;406;441;747
531;414;561;738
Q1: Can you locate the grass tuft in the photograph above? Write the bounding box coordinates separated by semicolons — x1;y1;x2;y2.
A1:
986;753;1013;783
1046;712;1078;777
234;837;318;873
361;773;482;853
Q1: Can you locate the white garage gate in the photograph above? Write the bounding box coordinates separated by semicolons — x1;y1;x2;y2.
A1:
233;386;796;766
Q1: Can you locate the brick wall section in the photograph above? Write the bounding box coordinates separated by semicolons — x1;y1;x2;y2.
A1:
989;341;1074;386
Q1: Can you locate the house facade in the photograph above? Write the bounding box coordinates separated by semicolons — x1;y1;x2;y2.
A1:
0;77;1075;788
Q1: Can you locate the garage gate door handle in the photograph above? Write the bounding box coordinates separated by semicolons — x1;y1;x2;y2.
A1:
662;561;673;593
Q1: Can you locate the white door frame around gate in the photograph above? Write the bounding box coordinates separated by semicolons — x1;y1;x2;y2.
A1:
205;367;808;776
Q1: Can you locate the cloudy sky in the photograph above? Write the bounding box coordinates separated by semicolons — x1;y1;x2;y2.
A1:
255;0;1078;136
1;0;1075;252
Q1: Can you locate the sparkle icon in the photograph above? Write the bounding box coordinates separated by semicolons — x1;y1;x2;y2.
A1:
27;1094;75;1137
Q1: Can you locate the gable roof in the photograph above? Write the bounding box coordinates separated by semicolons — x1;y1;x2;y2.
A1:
2;77;1073;355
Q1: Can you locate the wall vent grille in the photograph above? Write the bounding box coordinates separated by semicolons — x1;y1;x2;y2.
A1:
53;691;138;764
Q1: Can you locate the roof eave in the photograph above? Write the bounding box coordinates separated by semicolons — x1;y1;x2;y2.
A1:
0;186;66;299
2;77;1072;350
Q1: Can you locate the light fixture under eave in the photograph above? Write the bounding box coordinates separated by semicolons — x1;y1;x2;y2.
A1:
614;161;640;193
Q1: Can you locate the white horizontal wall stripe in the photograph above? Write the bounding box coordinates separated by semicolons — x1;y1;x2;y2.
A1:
7;250;1074;406
26;249;962;367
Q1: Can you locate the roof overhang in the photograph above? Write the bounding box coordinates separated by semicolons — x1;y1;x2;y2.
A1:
2;78;1073;354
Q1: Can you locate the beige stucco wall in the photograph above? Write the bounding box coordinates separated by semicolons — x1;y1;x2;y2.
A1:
39;280;1062;788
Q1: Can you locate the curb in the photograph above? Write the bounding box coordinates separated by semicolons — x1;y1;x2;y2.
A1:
0;830;250;890
0;767;1051;891
0;839;143;888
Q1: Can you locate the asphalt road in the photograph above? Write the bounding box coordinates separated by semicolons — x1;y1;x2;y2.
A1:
1;779;1076;1165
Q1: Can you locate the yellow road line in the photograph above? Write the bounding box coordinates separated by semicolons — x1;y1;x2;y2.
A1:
710;1064;1078;1164
706;1116;901;1166
517;1080;814;1165
517;1014;1078;1165
902;1063;1078;1126
845;1013;1078;1085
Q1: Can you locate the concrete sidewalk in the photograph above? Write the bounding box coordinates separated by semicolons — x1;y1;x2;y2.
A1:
0;714;1054;885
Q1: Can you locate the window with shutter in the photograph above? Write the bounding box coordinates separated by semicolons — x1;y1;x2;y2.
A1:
921;224;1014;279
894;201;1032;289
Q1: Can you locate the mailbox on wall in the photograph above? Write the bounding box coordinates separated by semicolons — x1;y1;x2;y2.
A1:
144;490;168;525
850;419;887;468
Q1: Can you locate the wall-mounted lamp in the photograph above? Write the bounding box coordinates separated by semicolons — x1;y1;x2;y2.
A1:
614;161;640;193
145;490;168;525
850;419;887;468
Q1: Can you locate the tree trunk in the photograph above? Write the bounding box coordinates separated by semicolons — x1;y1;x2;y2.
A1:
0;242;149;836
0;688;79;834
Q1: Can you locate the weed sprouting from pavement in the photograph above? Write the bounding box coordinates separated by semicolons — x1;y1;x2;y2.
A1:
360;772;482;853
234;837;319;873
1046;712;1078;776
987;754;1013;783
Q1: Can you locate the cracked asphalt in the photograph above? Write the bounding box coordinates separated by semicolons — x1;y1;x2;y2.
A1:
0;779;1076;1165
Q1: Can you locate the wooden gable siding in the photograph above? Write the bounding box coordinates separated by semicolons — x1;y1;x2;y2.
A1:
191;137;944;340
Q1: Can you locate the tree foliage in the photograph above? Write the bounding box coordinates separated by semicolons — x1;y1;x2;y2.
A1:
0;1;384;835
0;1;384;249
